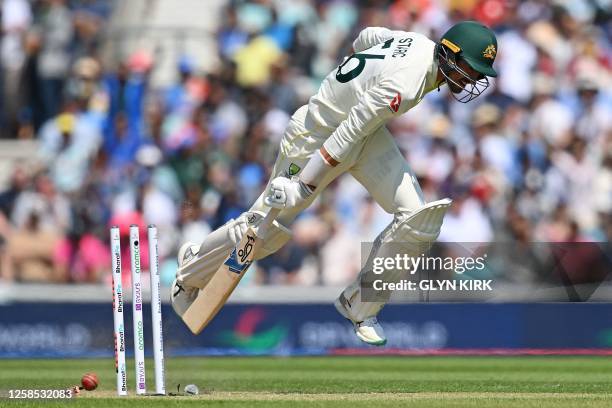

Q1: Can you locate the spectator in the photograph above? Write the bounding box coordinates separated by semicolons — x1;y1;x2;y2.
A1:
1;0;32;138
34;0;74;122
11;172;71;233
38;103;102;193
3;173;68;282
0;167;31;218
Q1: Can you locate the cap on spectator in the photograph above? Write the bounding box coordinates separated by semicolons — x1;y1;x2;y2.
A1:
526;21;559;54
128;50;153;73
575;75;599;92
178;55;194;74
135;145;163;167
56;113;76;133
471;103;501;127
428;113;451;138
73;57;101;79
532;73;556;96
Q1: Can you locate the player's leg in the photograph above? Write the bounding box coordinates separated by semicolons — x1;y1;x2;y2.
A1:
170;151;298;314
336;127;451;345
171;138;351;316
170;104;312;314
171;150;348;315
174;149;349;276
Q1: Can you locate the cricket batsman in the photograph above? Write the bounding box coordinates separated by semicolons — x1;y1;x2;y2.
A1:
171;21;498;345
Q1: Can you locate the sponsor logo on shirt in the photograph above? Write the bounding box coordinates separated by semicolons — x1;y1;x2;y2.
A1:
389;93;402;113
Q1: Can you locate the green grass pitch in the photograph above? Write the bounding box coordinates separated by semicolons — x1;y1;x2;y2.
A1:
1;356;611;407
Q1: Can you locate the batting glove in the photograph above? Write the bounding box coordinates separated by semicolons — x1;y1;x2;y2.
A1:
264;176;313;210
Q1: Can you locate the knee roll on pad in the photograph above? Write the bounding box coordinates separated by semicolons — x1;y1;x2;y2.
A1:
365;197;452;286
339;198;452;321
386;198;452;245
363;198;453;272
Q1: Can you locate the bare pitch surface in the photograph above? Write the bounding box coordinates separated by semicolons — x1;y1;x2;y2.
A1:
0;356;611;407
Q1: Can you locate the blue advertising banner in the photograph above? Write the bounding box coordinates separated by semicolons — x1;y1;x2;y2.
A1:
0;303;611;357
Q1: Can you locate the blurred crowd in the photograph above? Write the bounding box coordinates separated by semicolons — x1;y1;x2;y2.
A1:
0;0;609;287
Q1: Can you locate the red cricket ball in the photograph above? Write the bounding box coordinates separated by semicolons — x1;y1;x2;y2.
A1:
81;373;99;391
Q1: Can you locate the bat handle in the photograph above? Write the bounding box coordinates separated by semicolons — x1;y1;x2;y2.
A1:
257;208;280;238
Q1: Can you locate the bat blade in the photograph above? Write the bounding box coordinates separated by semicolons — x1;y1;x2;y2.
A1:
181;227;261;335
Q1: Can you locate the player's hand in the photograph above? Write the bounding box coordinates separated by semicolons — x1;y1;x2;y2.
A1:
264;176;313;210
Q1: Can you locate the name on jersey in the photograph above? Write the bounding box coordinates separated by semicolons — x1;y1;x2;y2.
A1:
392;37;413;58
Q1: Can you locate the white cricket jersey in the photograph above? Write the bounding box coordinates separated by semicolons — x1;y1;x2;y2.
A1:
281;27;441;162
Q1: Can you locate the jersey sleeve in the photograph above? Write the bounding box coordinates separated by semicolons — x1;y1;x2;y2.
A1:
322;65;429;162
352;27;394;53
322;77;402;162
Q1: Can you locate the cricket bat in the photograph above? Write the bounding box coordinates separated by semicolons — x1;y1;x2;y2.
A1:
181;208;280;335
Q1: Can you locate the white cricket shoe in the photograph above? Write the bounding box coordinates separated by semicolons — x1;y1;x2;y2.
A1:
170;242;201;316
334;295;387;346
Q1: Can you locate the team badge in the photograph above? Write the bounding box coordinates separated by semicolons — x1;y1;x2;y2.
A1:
483;44;496;59
288;163;301;176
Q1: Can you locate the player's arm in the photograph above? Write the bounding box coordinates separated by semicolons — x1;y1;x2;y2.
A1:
265;77;404;210
322;77;404;163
